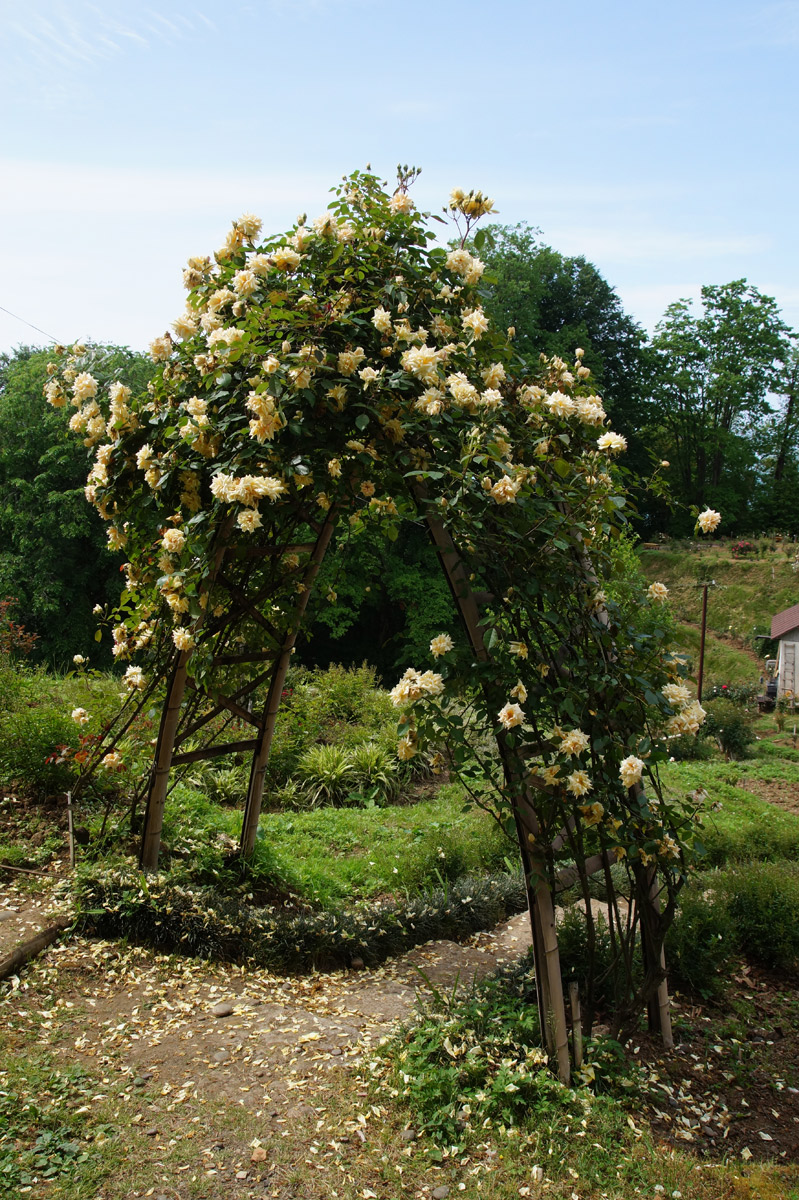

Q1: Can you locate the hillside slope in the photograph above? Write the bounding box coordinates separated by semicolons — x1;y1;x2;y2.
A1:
638;540;798;687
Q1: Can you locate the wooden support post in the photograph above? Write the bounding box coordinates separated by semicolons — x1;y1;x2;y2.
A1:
139;517;234;871
139;649;192;870
422;502;571;1082
239;513;337;856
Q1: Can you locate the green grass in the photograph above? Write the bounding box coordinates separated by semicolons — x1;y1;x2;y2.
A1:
150;780;510;907
660;749;799;865
674;623;760;685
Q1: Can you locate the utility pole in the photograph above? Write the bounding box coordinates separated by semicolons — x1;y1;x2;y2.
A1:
697;581;714;702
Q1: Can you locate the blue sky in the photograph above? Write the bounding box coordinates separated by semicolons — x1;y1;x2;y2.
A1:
2;0;798;354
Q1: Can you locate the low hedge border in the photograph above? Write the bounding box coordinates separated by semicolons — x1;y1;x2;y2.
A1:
73;867;528;972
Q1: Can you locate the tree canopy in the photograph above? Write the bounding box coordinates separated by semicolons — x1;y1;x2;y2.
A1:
0;345;153;665
647;281;796;533
477;223;652;476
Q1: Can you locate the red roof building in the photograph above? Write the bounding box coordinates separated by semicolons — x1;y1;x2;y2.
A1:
771;603;799;696
771;603;799;640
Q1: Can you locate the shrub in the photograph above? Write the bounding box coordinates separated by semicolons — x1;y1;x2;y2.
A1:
0;709;82;793
73;867;528;971
667;733;715;762
704;682;758;707
701;697;755;759
665;887;735;998
719;860;799;971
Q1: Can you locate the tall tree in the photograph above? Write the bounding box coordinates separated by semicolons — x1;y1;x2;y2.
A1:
477;223;652;472
0;344;153;666
648;281;792;531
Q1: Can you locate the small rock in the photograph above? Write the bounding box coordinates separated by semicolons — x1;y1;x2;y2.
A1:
212;1049;229;1063
235;1170;248;1180
144;1128;158;1137
350;957;365;970
212;1002;235;1018
330;1046;343;1056
251;1146;268;1163
400;1128;416;1141
432;1188;450;1199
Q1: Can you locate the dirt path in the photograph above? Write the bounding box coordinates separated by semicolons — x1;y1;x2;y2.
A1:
22;909;534;1108
0;870;68;958
1;906;535;1199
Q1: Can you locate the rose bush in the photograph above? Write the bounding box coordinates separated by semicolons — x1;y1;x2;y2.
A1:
47;168;722;1039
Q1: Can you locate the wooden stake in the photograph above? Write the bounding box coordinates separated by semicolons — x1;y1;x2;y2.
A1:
569;980;583;1069
66;791;75;868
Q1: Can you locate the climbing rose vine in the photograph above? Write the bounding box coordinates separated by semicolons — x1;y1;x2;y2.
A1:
47;168;719;934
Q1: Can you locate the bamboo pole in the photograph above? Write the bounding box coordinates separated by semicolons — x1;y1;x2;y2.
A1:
240;513;337;856
66;791;75;868
697;583;709;702
647;870;674;1049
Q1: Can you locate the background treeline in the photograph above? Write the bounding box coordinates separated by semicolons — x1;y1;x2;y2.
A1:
2;224;797;670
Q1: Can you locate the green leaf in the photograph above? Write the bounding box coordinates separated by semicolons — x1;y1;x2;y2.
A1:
355;413;369;431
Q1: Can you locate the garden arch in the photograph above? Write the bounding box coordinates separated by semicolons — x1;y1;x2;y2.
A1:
51;170;695;1080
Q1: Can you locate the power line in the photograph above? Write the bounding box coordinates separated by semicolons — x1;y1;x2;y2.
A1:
0;303;59;344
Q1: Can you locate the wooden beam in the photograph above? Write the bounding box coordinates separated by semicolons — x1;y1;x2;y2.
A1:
184;681;261;728
555;850;614;893
171;739;260;766
175;669;275;745
212;650;277;665
216;575;282;644
234;542;316;559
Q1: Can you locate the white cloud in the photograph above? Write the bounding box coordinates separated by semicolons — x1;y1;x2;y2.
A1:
4;1;216;77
